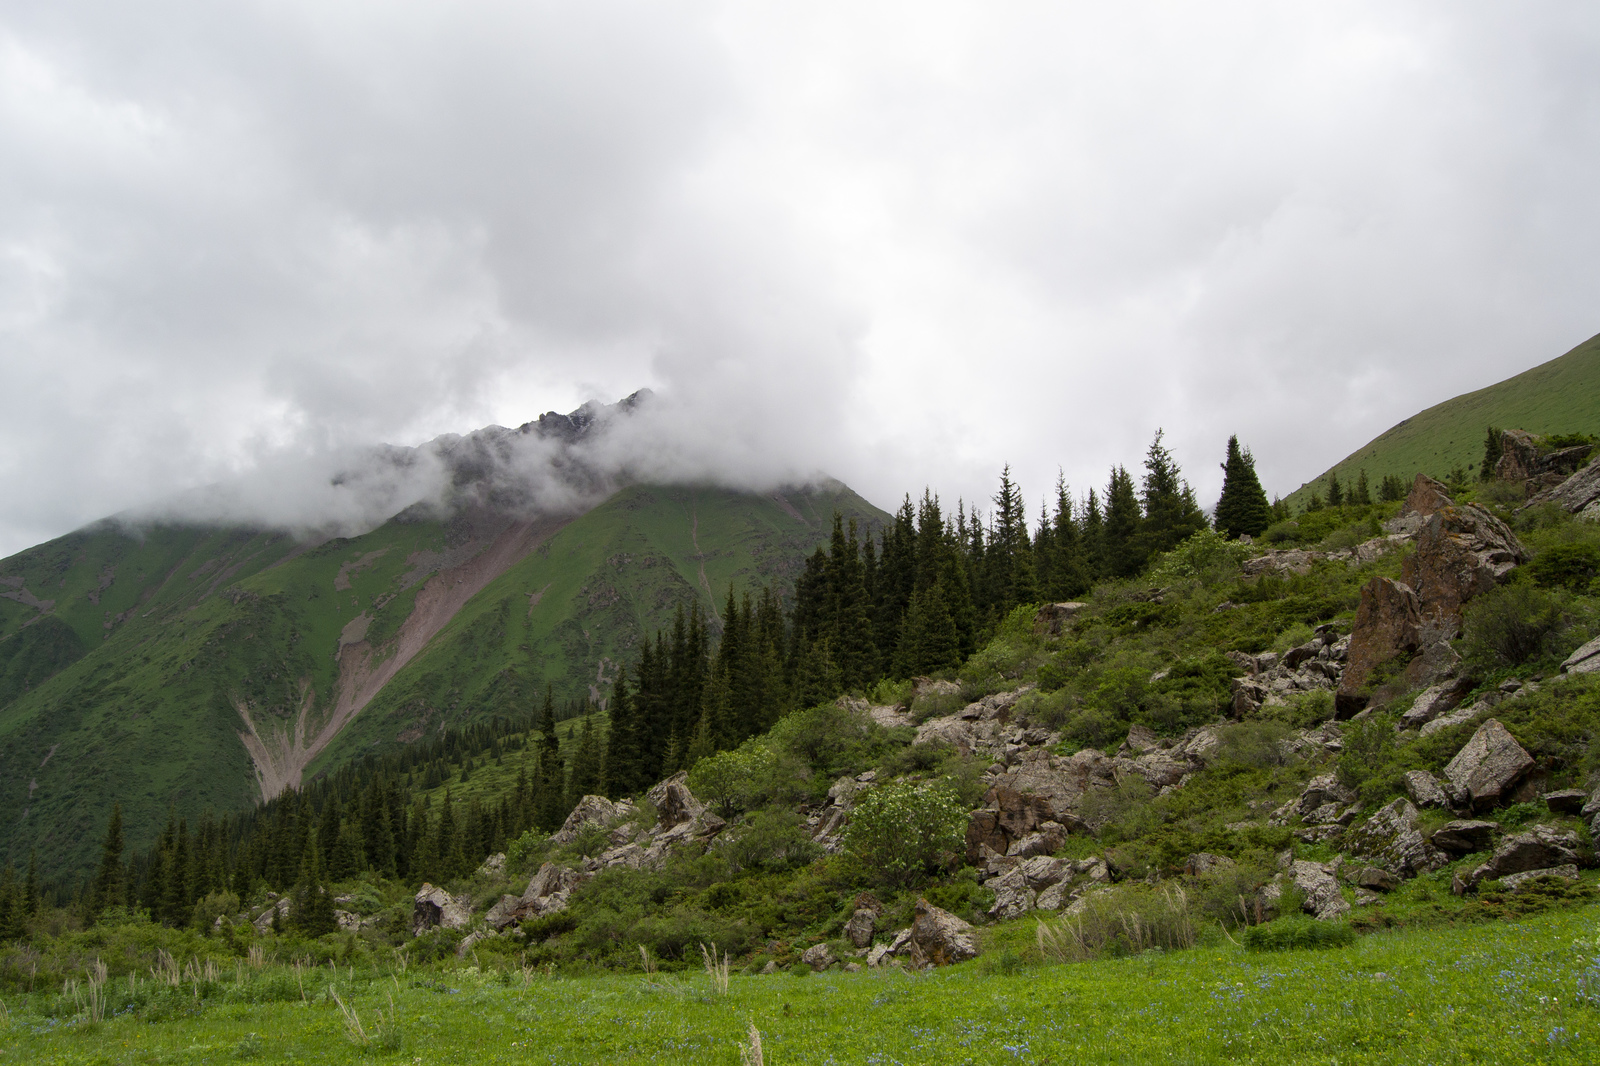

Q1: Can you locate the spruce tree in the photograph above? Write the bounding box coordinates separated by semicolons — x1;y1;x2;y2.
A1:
1138;430;1207;558
1353;469;1372;506
1213;435;1273;539
1326;474;1344;508
0;865;19;942
535;689;567;830
91;803;126;919
1480;426;1503;480
23;851;39;917
1045;475;1090;600
603;665;639;798
1102;466;1145;578
568;717;602;802
293;832;337;938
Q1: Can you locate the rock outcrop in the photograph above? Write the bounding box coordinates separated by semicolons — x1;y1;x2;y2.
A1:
1562;636;1600;675
1526;454;1600;518
1466;825;1583;888
1033;602;1088;637
552;795;633;844
1401;504;1527;630
1342;798;1447;877
1429;820;1496;855
1443;719;1534;809
1337;577;1423;717
412;884;472;937
1495;429;1593;494
647;773;706;830
908;898;979;966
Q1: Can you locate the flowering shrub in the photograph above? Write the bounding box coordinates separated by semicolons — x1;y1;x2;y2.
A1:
841;779;966;888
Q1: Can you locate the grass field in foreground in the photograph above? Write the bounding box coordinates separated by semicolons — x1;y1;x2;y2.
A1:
6;906;1600;1065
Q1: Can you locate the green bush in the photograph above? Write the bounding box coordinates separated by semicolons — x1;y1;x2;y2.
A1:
688;743;779;818
841;779;967;889
715;809;820;874
1242;916;1356;951
1460;582;1568;669
1528;543;1600;591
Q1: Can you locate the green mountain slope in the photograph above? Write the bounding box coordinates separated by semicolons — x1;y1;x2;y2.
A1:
1284;330;1600;507
0;481;886;879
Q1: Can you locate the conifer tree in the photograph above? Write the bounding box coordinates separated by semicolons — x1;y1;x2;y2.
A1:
1326;474;1344;508
1213;435;1273;539
1045;475;1091;599
894;579;961;675
0;865;19;942
1480;426;1503;480
1102;467;1145;578
91;803;126;919
1082;488;1105;579
1138;430;1207;559
568;716;602;802
23;851;39;918
827;515;877;689
535;689;567;830
603;665;640;798
293;831;337;938
1353;469;1372;506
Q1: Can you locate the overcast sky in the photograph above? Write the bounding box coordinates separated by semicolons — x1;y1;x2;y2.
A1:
3;1;1599;558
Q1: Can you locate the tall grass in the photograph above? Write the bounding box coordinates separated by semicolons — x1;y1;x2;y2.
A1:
1036;884;1197;961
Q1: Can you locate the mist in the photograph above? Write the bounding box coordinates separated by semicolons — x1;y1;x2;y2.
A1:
5;2;1600;558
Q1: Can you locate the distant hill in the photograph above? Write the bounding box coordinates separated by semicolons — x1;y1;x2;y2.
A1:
0;411;887;879
1284;331;1600;507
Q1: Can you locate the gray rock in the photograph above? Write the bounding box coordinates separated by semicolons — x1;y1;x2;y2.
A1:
1468;825;1583;887
1418;697;1497;738
645;773;705;830
1343;798;1448;877
1403;770;1452;809
1297;774;1357;820
476;852;507;877
800;943;837;971
1430;820;1497;854
1499;865;1581;891
760;960;779;974
1354;867;1399;892
1525;456;1600;517
1400;678;1476;729
1185;853;1236;877
1288;860;1350;921
1543;789;1589;815
844;908;877;949
1033;602;1089;637
412;883;472;937
1443;719;1534;809
1005;821;1067;859
909;898;979;966
551;795;626;844
1562;636;1600;675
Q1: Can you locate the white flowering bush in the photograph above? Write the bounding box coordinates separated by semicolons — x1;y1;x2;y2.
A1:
842;778;967;888
688;744;778;817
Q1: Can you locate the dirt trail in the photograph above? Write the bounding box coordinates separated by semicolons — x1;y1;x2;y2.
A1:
237;514;572;799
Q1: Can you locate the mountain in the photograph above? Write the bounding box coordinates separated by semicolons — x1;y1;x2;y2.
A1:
0;400;888;878
1284;330;1600;507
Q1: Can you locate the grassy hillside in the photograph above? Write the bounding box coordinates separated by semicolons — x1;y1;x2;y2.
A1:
0;482;886;879
1285;330;1600;507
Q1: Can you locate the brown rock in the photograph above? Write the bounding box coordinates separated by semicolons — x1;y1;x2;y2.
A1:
1494;429;1543;483
1403;473;1455;519
1468;825;1583;886
1401;506;1528;632
1443;718;1535;809
908;898;978;966
1336;577;1422;718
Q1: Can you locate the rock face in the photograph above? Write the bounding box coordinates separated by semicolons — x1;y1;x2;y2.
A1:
1286;860;1350;921
1443;719;1534;809
1296;774;1356;821
1403;770;1452;809
1468;825;1583;887
1496;429;1593;493
908;898;978;966
1342;799;1447;877
412;884;472;937
1337;577;1422;717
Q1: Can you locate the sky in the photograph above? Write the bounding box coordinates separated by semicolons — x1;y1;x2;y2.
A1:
3;1;1600;557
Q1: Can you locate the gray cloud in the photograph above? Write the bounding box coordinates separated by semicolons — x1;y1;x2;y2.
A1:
3;2;1600;556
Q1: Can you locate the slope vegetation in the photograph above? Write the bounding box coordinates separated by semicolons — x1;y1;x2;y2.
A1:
1285;330;1600;505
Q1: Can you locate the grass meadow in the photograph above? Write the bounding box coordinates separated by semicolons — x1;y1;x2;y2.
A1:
4;905;1600;1065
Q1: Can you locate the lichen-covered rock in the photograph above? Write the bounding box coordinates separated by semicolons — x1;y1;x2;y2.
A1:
844;909;877;949
1526;453;1600;517
1296;774;1357;820
645;774;705;830
1500;865;1581;891
1343;798;1447;877
1033;602;1088;637
908;899;978;966
1402;505;1528;630
1288;860;1350;921
1403;770;1452;809
552;795;629;844
1400;678;1476;730
484;894;523;931
1185;853;1236;877
1563;636;1600;675
1543;789;1589;815
1337;577;1423;717
800;943;837;971
1443;718;1534;809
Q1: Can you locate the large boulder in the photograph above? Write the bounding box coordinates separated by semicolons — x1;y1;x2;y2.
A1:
1296;774;1357;821
844;908;877;949
1342;798;1448;877
1527;455;1600;518
1500;865;1581;891
1337;577;1423;717
908;898;978;966
1496;429;1593;492
1429;819;1497;855
800;943;837;971
1399;677;1477;730
1403;770;1452;809
412;884;472;937
1288;860;1350;921
646;773;705;830
1401;505;1528;630
1443;719;1534;809
551;795;628;845
1468;825;1583;887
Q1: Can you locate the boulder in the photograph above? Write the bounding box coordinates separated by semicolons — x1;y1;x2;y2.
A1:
1500;865;1581;892
1443;719;1534;809
412;884;472;937
1429;820;1497;854
335;909;363;932
1033;602;1088;637
1343;798;1448;877
646;773;705;830
1353;867;1399;892
476;852;507;877
1297;774;1357;820
1403;770;1452;810
1401;506;1528;631
1185;853;1236;877
1543;789;1589;815
252;896;291;934
513;861;587;920
799;943;837;971
1337;577;1423;717
1006;821;1068;859
1288;860;1350;921
1494;429;1544;483
1403;473;1455;520
1468;825;1583;887
1399;677;1477;730
844;909;877;949
551;795;626;844
1418;696;1497;739
484;894;524;931
1231;677;1270;718
1562;636;1600;675
908;898;979;966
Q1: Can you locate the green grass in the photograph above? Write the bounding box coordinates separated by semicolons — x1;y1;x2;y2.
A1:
1285;330;1600;508
5;906;1600;1063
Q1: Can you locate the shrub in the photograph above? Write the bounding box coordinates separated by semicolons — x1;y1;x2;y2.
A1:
688;744;779;818
1242;916;1355;951
841;779;967;889
1460;583;1568;669
1146;528;1253;587
715;809;820;874
1212;720;1293;769
1528;543;1600;591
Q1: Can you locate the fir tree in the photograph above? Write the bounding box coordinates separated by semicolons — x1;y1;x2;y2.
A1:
1213;435;1273;539
1102;466;1144;578
293;831;337;938
535;689;567;831
568;716;602;802
91;803;126;919
1481;426;1503;480
1353;469;1372;506
603;665;640;798
1326;474;1344;508
1044;475;1090;599
0;865;20;942
23;851;39;918
1138;430;1207;558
